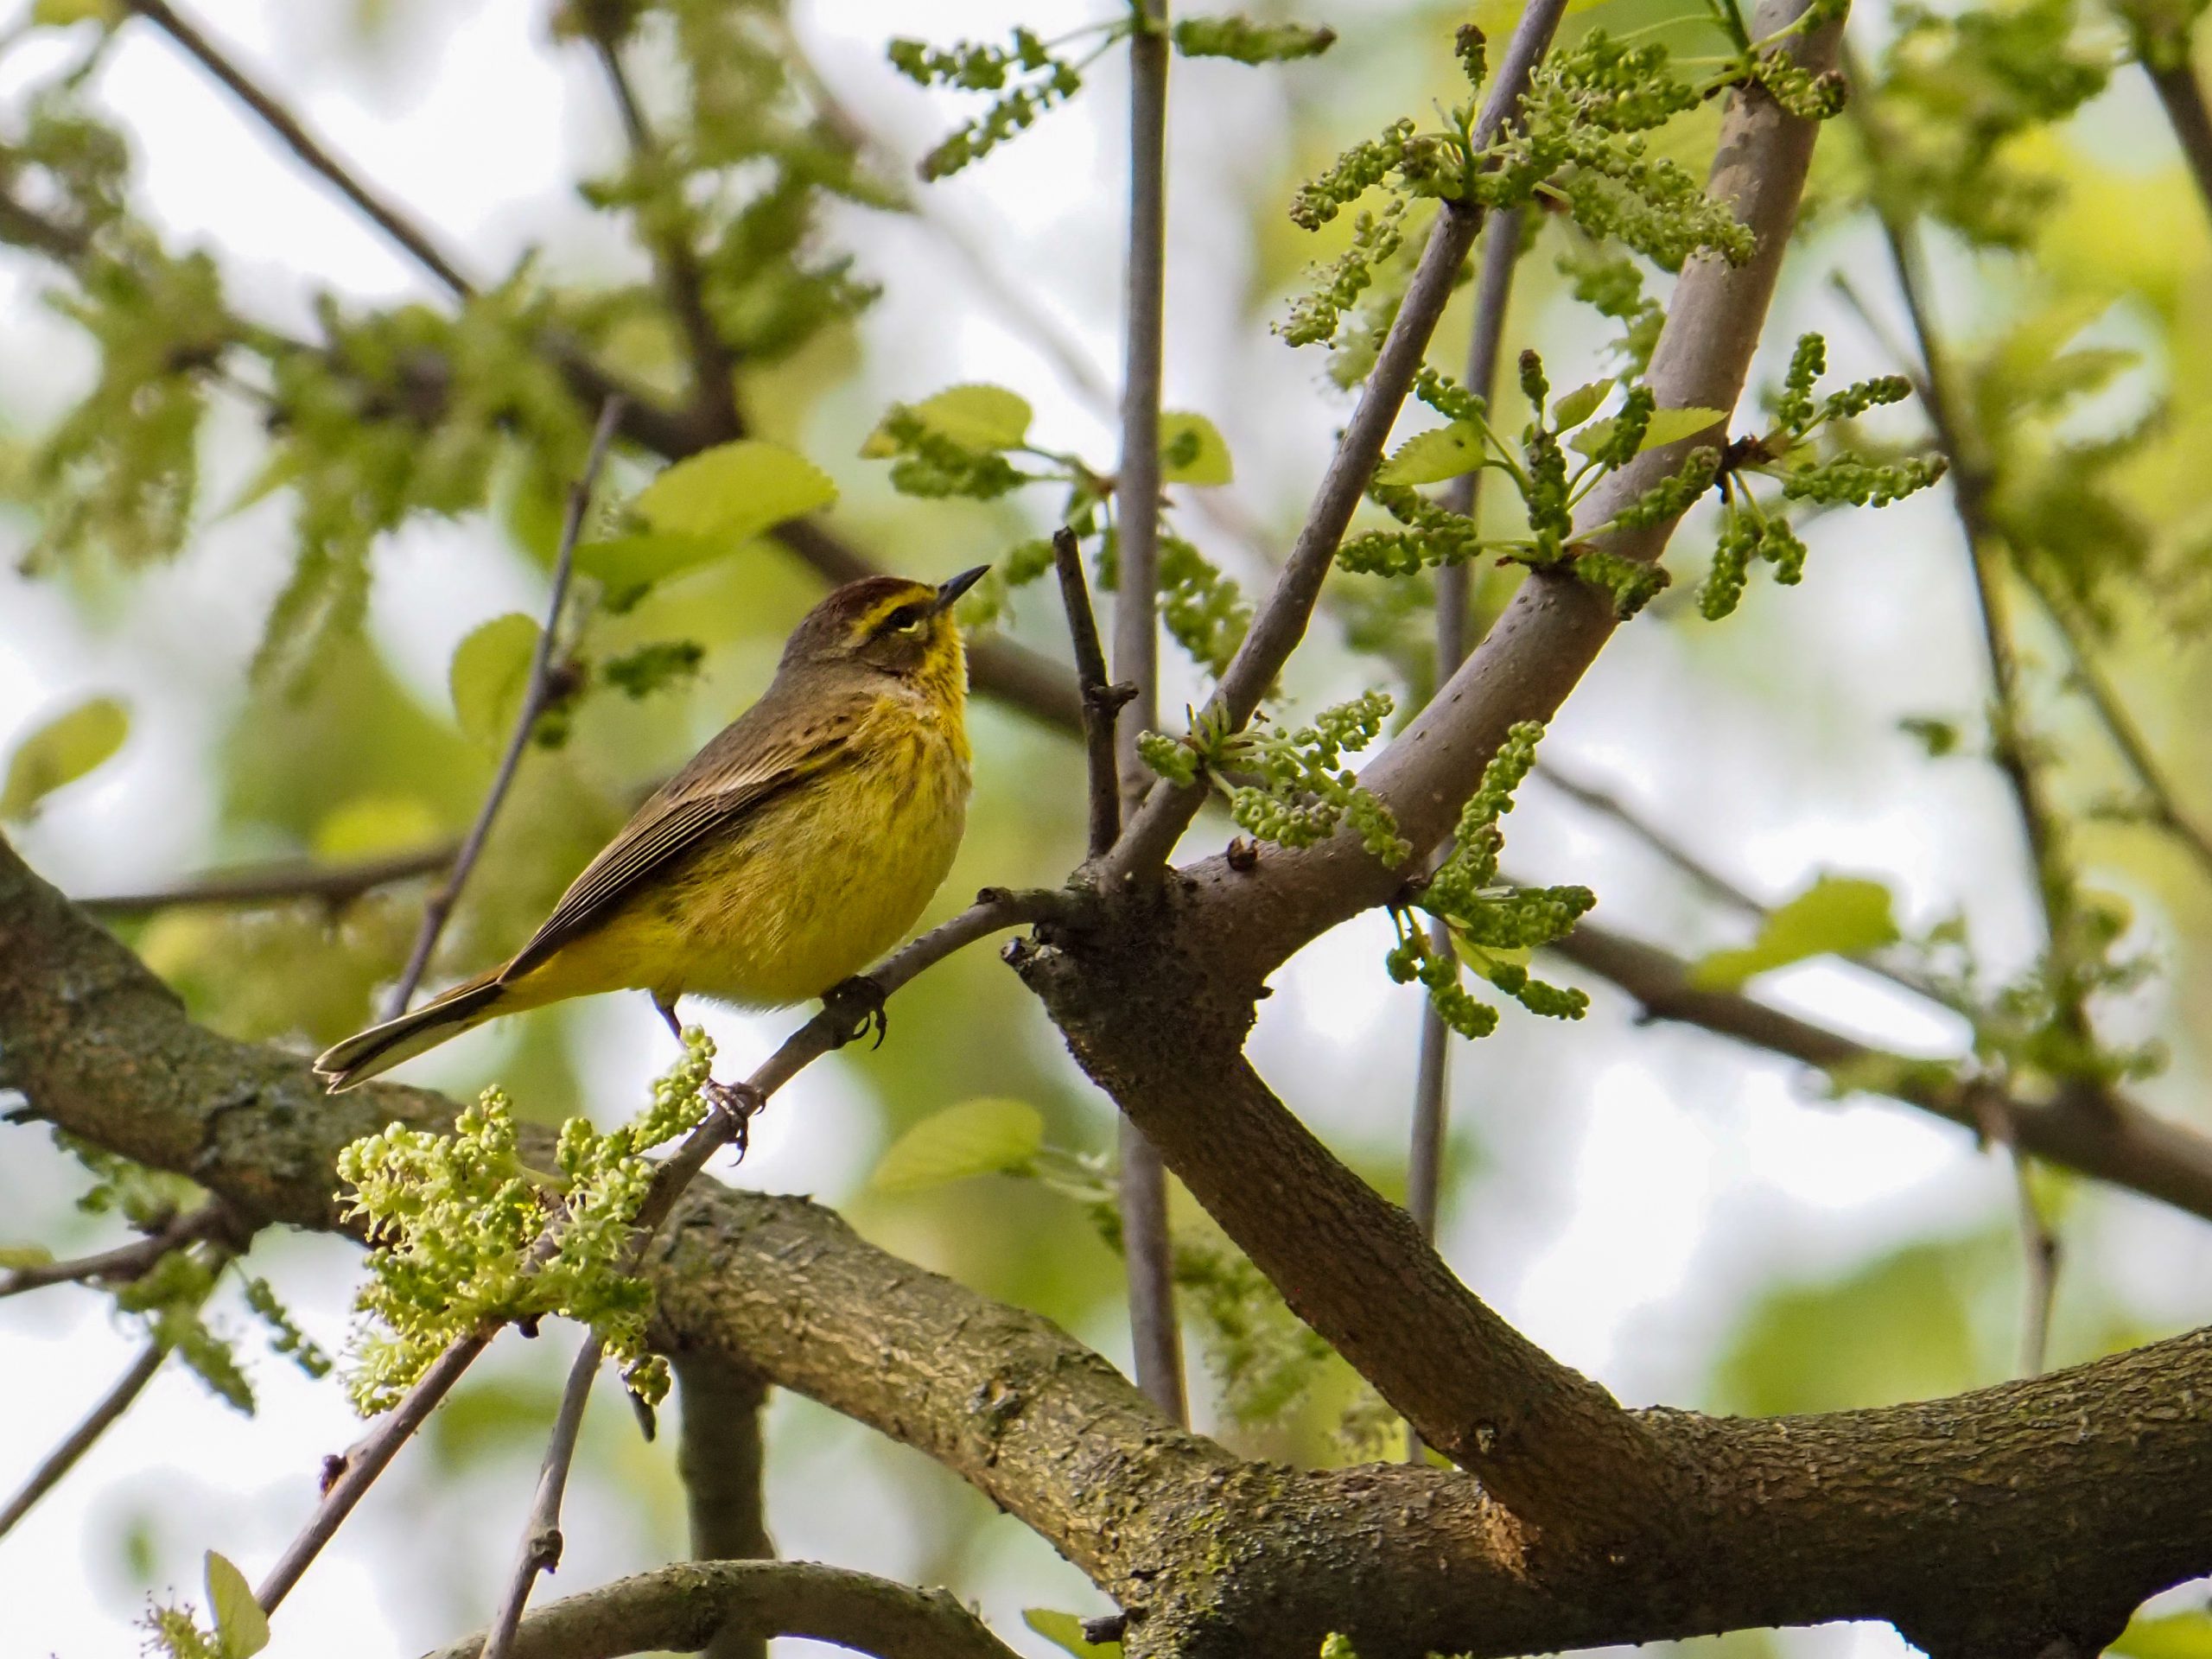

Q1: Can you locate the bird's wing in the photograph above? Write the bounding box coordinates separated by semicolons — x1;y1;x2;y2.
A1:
499;695;864;984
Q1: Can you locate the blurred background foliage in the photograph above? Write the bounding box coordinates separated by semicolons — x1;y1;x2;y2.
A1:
5;0;2212;1655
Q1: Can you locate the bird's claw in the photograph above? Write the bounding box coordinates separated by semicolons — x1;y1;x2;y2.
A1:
824;975;888;1049
703;1078;765;1158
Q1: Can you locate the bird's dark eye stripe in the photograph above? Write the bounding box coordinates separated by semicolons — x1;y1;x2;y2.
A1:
874;602;927;635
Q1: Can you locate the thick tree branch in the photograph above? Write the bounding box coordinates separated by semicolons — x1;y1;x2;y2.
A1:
10;837;2212;1656
422;1561;1024;1659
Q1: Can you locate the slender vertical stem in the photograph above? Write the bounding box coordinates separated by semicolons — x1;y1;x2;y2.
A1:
480;1334;604;1659
384;398;624;1019
2143;53;2212;222
0;1342;166;1540
675;1356;774;1659
1054;529;1132;860
1404;207;1522;1462
1111;0;1186;1427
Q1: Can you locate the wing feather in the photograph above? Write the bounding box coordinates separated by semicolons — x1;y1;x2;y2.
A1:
499;691;864;983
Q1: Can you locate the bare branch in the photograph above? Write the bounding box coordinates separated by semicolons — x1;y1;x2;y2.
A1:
2142;48;2212;225
1546;916;2212;1225
1967;1087;2061;1376
584;27;741;441
423;1560;1027;1659
122;0;476;299
1105;0;1573;883
2028;576;2212;879
479;1334;605;1659
0;1341;165;1541
256;1327;492;1613
0;1200;238;1299
74;847;453;917
385;398;625;1020
1109;0;1188;1429
1052;528;1131;860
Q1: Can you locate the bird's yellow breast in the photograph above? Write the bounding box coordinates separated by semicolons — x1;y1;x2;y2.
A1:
508;690;970;1010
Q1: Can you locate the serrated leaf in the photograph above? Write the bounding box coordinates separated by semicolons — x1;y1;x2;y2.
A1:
1551;378;1614;430
1568;416;1620;459
1375;422;1484;486
1024;1609;1121;1659
632;440;837;543
0;1244;55;1268
575;532;730;610
1160;411;1234;485
863;384;1033;455
2;696;129;821
871;1098;1044;1193
1637;406;1729;452
448;614;540;749
205;1551;269;1659
1689;875;1901;991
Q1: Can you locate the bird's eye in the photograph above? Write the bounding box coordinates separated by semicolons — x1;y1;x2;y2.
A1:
879;603;928;635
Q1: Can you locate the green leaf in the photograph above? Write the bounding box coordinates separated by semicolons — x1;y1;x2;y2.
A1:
448;614;540;748
204;1551;269;1659
863;384;1033;455
1568;416;1621;458
871;1098;1045;1193
1;696;129;821
1689;875;1902;991
632;439;838;543
1024;1609;1121;1659
2113;1613;2212;1659
0;1244;55;1268
1637;406;1729;452
575;532;731;610
33;0;122;23
1375;422;1484;486
1551;378;1614;430
1160;411;1235;485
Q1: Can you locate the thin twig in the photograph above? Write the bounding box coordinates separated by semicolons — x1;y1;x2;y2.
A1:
2025;574;2212;879
1052;528;1133;859
479;1333;605;1659
585;28;741;441
1405;207;1522;1462
0;1201;238;1299
1534;760;1765;917
75;846;455;916
1968;1086;2060;1376
384;397;625;1020
1106;0;1572;884
257;1327;493;1613
123;0;475;299
0;1342;165;1542
1111;0;1187;1427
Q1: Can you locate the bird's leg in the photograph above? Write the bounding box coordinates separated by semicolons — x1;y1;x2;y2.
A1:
652;992;685;1045
823;975;888;1049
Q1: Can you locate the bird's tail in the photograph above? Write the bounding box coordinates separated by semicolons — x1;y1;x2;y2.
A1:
315;969;509;1093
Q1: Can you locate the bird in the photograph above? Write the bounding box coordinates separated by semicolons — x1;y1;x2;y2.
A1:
314;566;986;1093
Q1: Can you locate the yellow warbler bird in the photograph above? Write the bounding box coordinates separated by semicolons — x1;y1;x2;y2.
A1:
315;567;985;1092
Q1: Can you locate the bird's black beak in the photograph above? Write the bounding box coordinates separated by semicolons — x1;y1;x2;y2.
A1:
933;564;989;613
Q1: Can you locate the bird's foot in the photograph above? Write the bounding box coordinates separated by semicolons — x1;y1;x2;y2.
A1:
823;975;888;1049
703;1077;766;1157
